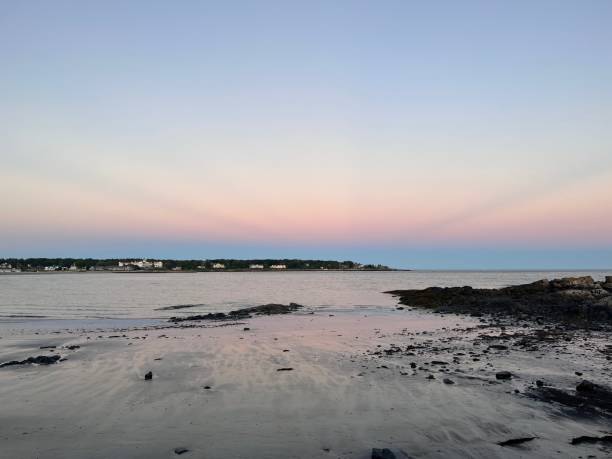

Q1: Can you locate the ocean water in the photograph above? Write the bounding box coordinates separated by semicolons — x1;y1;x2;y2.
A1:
0;270;610;327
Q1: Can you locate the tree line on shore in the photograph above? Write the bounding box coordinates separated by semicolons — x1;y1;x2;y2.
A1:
0;258;390;271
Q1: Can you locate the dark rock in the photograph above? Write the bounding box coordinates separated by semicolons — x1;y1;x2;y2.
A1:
488;344;508;350
443;378;455;385
550;276;594;289
497;437;537;447
385;276;612;325
243;327;250;331
527;382;612;415
156;303;205;311
496;371;512;380
536;380;544;387
371;448;396;459
170;303;303;322
0;354;61;368
576;380;596;392
277;367;293;371
174;447;190;455
570;435;612;445
66;345;80;350
144;371;153;380
410;362;417;368
40;345;56;349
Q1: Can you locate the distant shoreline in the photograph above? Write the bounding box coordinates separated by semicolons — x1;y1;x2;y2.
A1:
0;268;410;275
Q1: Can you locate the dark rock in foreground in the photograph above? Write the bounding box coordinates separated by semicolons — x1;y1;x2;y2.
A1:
371;448;413;459
570;435;612;445
497;437;537;447
496;371;513;380
0;354;61;368
372;449;396;459
527;380;612;417
144;371;153;380
386;276;612;325
169;303;303;323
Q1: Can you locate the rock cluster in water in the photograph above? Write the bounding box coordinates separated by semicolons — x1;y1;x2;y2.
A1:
387;276;612;325
169;303;303;323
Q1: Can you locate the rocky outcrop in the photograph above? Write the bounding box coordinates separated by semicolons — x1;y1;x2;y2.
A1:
170;303;303;323
386;277;612;326
527;379;612;416
0;354;61;368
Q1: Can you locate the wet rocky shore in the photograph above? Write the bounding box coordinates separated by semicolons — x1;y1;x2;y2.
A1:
387;276;612;326
2;277;612;458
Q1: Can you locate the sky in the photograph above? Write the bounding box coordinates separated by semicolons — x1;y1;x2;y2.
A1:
1;1;611;269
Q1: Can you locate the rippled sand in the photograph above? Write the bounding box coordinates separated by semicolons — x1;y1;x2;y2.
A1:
0;310;610;458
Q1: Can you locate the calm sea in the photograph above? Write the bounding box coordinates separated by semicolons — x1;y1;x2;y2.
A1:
1;270;610;330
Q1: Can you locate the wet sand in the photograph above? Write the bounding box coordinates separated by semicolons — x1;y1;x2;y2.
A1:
0;308;611;458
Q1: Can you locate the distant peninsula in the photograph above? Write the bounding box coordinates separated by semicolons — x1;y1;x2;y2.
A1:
0;258;394;273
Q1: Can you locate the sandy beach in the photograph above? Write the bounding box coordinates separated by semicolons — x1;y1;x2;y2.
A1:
1;300;611;459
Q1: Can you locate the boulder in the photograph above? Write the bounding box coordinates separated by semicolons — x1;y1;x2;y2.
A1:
550;276;594;290
496;371;513;380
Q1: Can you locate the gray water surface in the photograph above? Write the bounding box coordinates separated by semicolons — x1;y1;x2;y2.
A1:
1;270;610;327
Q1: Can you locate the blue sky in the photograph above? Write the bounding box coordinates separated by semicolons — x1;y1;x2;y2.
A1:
1;1;611;268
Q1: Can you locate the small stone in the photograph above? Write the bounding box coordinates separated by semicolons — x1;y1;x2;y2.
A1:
576;380;596;392
144;371;153;380
372;448;397;459
443;378;455;385
496;371;512;380
174;447;189;455
243;327;250;331
488;344;508;351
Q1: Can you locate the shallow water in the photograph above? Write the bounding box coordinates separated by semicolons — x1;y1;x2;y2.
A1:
0;270;610;324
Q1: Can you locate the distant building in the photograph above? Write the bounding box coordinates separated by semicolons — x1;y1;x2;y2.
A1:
0;262;19;273
69;264;78;271
270;264;286;269
118;259;163;269
212;263;225;269
171;266;182;271
249;264;264;269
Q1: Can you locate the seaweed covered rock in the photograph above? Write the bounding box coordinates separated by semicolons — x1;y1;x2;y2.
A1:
170;303;303;323
386;277;612;325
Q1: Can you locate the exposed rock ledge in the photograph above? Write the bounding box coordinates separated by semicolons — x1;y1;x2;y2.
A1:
386;276;612;326
169;303;303;323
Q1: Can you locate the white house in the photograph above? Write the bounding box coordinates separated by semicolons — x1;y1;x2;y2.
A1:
270;264;287;269
118;259;163;269
212;263;225;269
249;264;264;269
